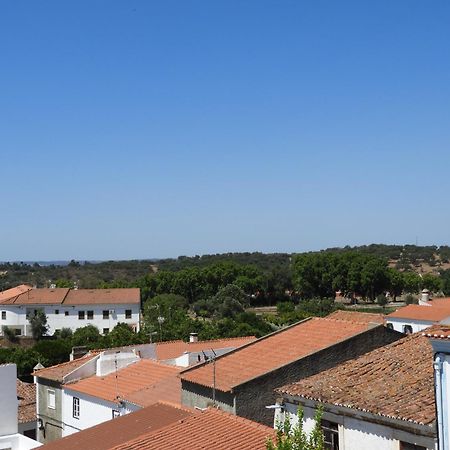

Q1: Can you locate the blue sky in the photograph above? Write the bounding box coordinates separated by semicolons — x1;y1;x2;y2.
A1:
1;1;450;260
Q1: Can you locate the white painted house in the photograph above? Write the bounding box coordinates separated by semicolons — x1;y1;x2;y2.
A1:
0;286;141;336
275;332;437;450
0;363;41;450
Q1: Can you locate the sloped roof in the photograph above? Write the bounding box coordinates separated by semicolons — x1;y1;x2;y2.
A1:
422;324;450;339
180;317;372;392
33;354;98;382
327;310;385;324
17;380;36;424
110;407;275;450
277;333;435;426
65;359;182;405
64;288;140;305
0;285;32;304
155;336;256;360
427;297;450;307
387;304;450;322
36;402;193;450
4;288;70;305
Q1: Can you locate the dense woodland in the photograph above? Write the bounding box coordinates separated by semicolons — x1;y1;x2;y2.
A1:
2;244;450;377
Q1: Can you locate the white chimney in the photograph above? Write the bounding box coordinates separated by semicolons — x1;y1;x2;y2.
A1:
189;332;198;343
419;289;430;306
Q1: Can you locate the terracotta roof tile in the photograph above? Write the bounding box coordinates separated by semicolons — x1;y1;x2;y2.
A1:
422;324;450;339
6;288;70;305
33;354;99;382
17;380;36;424
327;310;385;324
0;285;32;304
64;288;140;305
387;304;450;321
110;407;276;450
65;359;182;405
37;402;193;450
277;333;435;426
181;317;372;391
155;336;256;360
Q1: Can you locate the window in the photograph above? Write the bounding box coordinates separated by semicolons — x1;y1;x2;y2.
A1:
125;309;132;319
55;309;59;315
386;323;393;329
47;389;55;409
87;310;94;320
1;311;5;320
103;328;109;335
400;442;426;450
322;420;339;450
73;397;80;419
65;311;69;316
112;410;120;419
403;325;413;334
78;311;85;320
103;310;109;319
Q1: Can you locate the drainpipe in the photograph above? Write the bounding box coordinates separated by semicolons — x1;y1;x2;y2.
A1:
435;354;446;450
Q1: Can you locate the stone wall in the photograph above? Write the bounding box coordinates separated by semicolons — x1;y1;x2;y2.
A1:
36;378;63;444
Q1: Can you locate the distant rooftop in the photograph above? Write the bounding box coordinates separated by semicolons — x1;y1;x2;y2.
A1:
387;304;450;322
327;310;385;324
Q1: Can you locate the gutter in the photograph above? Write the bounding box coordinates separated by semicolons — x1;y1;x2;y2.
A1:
435;354;447;450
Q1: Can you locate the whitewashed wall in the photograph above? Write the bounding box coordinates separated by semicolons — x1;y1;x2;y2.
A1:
0;303;140;336
386;317;433;334
0;364;18;436
281;402;437;450
62;390;133;436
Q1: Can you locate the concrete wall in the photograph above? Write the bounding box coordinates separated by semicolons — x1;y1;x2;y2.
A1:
0;303;140;336
36;379;63;444
181;380;235;413
386;317;432;334
281;401;437;450
181;326;403;426
0;364;18;436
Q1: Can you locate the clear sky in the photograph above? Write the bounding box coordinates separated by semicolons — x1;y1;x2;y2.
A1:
1;1;450;261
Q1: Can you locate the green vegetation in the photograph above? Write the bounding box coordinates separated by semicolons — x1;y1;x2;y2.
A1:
267;406;324;450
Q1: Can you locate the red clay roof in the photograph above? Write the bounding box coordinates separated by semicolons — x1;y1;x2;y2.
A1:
110;407;276;450
427;297;450;306
327;310;385;324
17;380;36;424
33;354;99;382
65;359;182;406
387;304;450;322
277;333;435;426
155;336;256;360
64;288;140;305
37;402;193;450
422;325;450;339
0;285;32;304
180;317;372;392
2;287;140;305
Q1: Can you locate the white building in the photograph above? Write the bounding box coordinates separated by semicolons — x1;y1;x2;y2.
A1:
274;332;437;450
0;286;141;336
0;363;41;450
386;304;450;334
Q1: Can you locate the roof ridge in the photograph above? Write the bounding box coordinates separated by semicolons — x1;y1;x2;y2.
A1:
156;335;255;347
33;353;97;375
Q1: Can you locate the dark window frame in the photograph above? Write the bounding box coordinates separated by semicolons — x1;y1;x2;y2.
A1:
103;310;109;319
125;309;132;319
78;311;85;320
73;397;80;419
87;310;94;320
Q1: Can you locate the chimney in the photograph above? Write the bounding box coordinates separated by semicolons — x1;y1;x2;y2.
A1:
70;346;88;361
419;289;430;306
189;332;198;343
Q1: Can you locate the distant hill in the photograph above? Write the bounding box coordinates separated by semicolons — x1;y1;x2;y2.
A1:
1;245;449;290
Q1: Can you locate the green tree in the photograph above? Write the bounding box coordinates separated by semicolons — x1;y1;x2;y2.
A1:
28;310;49;340
105;323;140;347
72;325;101;347
266;406;324;450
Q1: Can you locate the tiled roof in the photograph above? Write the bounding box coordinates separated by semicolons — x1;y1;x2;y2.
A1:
4;288;70;305
33;354;98;382
17;380;36;424
37;402;193;450
155;336;256;360
0;285;32;304
277;333;435;426
427;297;450;306
180;317;372;392
110;406;276;450
64;288;140;305
2;287;140;305
422;325;450;339
65;359;182;405
327;310;385;324
387;304;450;321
